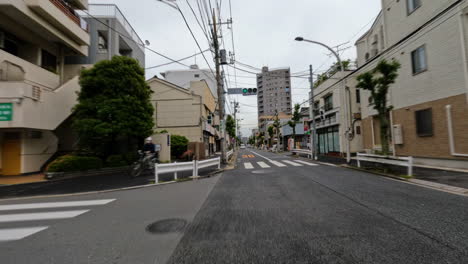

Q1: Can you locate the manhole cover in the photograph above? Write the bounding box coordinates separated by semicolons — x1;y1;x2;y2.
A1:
252;170;273;174
146;218;187;234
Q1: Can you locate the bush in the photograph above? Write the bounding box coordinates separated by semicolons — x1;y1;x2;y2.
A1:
171;135;189;158
123;152;139;164
47;155;103;172
106;155;127;167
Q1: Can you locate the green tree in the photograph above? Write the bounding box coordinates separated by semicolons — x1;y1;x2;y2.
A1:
226;115;236;138
73;56;154;157
267;125;274;147
287;104;301;141
356;59;401;155
171;135;189;159
314;59;352;87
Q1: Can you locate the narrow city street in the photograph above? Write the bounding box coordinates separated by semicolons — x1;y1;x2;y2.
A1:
1;149;467;263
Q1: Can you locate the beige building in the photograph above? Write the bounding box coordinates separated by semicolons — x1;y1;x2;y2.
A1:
310;71;363;157
352;0;468;169
0;0;90;175
147;77;219;159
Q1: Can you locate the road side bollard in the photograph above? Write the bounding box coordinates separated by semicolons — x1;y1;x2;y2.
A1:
408;156;413;176
154;164;158;184
192;160;198;177
218;157;221;169
174;161;178;180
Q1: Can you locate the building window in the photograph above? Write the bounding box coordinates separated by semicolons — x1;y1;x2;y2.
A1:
415;108;433;137
324;94;333;111
41;49;57;73
356;89;361;103
194;74;200;78
407;0;421;14
97;31;108;52
411;45;427;74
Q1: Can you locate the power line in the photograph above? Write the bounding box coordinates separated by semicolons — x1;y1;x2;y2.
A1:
145;49;210;70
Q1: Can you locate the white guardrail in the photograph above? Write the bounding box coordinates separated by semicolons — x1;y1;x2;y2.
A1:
227;150;234;160
356;153;414;176
154;157;221;183
291;149;312;159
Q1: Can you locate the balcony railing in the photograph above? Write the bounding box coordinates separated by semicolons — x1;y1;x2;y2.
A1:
49;0;88;31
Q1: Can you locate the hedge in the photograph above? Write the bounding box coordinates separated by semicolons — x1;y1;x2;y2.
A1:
47;155;103;173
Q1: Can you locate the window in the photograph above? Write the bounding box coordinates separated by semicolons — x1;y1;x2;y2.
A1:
194;74;200;78
41;49;57;73
411;45;427;74
415;108;433;137
324;94;333;111
356;89;361;104
97;31;108;52
407;0;421;14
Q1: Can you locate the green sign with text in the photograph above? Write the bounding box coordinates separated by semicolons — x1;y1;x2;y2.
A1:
0;103;13;121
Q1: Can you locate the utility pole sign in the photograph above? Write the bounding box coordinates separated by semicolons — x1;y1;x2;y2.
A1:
0;103;13;121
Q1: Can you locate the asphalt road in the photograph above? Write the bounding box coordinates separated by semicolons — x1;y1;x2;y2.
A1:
1;149;467;263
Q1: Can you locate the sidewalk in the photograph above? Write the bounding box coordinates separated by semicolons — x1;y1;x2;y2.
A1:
0;174;46;185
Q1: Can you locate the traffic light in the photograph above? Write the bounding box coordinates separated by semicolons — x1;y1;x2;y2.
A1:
242;88;258;96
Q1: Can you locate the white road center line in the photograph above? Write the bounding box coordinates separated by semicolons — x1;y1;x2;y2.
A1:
269;161;287;167
0;227;49;242
0;210;90;223
294;160;319;166
244;162;254;169
282;160;303;167
0;199;116;211
257;162;271;168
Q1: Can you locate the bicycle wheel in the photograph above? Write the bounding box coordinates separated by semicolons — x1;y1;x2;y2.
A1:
130;162;143;178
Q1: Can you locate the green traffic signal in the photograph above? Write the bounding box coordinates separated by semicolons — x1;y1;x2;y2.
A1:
243;88;248;93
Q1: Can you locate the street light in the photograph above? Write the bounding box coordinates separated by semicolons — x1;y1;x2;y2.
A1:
295;36;352;163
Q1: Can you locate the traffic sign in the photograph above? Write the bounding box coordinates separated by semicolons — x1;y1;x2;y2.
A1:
0;103;13;121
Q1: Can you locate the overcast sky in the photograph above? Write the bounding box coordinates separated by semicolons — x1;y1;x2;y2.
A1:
90;0;382;137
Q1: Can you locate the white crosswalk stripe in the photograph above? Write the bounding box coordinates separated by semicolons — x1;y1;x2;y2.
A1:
244;162;254;169
0;227;48;242
294;160;319;166
257;162;271;168
0;198;115;242
269;160;287;167
282;160;303;167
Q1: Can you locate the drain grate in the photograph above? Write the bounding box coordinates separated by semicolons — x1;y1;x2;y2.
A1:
146;218;187;234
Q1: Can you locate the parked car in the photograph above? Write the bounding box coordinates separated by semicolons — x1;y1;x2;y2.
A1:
240;144;246;149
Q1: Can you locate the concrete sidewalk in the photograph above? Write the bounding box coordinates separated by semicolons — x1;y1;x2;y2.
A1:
0;174;46;185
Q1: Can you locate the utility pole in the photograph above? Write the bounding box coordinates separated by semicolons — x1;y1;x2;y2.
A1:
309;65;317;160
233;101;239;149
275;110;280;154
212;9;227;164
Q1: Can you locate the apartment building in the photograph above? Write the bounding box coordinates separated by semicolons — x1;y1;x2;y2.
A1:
161;65;218;98
0;0;90;175
309;71;363;157
257;66;292;117
69;4;145;68
147;77;219;159
353;0;468;169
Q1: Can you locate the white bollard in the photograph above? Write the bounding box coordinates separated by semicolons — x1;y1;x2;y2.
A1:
357;154;361;168
218;157;221;169
174;161;178;180
192;160;198;177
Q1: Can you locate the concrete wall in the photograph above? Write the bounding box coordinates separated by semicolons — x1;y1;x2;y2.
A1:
21;130;57;174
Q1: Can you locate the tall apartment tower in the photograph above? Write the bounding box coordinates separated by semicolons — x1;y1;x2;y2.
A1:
256;66;292;116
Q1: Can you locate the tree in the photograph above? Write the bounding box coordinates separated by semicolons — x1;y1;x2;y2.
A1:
314;59;352;87
73;56;154;157
267;125;274;147
226;115;236;138
171;135;189;159
288;104;301;141
356;59;401;155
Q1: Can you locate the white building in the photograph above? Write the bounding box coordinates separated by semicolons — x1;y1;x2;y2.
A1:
161;65;217;98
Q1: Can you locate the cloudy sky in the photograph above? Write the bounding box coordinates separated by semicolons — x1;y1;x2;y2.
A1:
90;0;382;137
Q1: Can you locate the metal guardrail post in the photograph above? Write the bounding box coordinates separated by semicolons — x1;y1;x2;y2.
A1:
218;157;221;169
357;154;361;168
174;161;178;180
193;160;198;177
154;164;158;184
408;156;413;176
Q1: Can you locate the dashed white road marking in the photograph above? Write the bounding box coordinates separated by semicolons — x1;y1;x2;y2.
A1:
257;162;271;168
0;199;116;211
0;227;49;242
244;162;254;169
294;160;319;166
0;210;90;223
269;161;287;167
282;160;303;167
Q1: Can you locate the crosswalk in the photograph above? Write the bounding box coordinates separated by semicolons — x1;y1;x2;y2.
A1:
0;199;115;242
242;160;319;169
